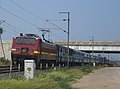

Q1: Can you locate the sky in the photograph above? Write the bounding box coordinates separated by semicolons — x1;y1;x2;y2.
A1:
0;0;120;41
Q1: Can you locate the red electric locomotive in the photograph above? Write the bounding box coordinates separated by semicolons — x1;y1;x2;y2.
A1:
11;33;57;69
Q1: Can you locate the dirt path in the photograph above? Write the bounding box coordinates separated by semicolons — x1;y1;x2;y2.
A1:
72;67;120;89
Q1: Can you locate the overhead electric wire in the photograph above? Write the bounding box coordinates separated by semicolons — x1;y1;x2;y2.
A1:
9;0;44;21
4;22;21;33
9;0;67;34
0;13;23;35
52;33;66;40
0;6;39;28
45;20;68;34
1;0;67;40
2;24;17;35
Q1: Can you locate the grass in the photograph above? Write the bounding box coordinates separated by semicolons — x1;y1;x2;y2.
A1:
0;65;103;89
0;57;10;66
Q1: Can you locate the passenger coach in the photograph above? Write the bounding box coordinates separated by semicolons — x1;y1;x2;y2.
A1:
11;33;112;70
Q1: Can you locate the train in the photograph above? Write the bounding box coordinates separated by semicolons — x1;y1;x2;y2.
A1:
11;33;113;69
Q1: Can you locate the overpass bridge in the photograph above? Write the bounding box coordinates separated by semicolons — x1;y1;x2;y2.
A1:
55;40;120;53
1;40;120;60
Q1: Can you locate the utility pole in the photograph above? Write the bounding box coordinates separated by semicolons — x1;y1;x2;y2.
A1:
0;20;5;58
0;28;5;58
91;36;94;65
59;12;70;67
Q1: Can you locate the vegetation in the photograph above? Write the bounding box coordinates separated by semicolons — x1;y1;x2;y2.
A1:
0;65;103;89
0;57;10;65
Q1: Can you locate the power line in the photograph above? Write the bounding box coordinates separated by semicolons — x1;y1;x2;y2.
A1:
3;22;19;33
1;0;67;40
0;6;39;28
38;28;66;41
4;22;21;33
9;0;67;34
52;33;66;40
2;24;17;35
9;0;44;21
46;20;67;34
0;20;23;35
0;20;5;25
0;21;18;35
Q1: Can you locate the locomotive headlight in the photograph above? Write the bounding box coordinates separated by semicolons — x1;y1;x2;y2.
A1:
12;48;16;51
34;51;40;54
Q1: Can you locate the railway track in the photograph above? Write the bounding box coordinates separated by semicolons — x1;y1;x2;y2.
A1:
0;66;19;74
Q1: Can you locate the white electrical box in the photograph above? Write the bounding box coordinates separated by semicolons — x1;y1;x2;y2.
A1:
24;60;35;79
93;63;96;67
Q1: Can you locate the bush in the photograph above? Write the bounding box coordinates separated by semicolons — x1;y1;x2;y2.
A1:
81;64;94;73
0;57;10;65
0;66;101;89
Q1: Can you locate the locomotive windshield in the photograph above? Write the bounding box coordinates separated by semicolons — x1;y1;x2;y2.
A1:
16;37;36;44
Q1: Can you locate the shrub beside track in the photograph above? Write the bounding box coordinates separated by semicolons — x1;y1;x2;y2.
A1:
0;65;103;89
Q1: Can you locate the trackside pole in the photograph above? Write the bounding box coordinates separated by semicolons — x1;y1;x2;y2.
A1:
40;63;42;70
24;60;35;79
18;63;20;72
9;60;12;78
52;63;54;68
46;63;48;69
18;59;20;72
93;63;96;67
59;64;61;67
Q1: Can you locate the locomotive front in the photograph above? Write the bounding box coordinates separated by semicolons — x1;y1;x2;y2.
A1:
11;34;41;67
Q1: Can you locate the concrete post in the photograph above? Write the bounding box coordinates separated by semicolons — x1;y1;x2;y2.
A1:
93;63;96;67
24;60;35;79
